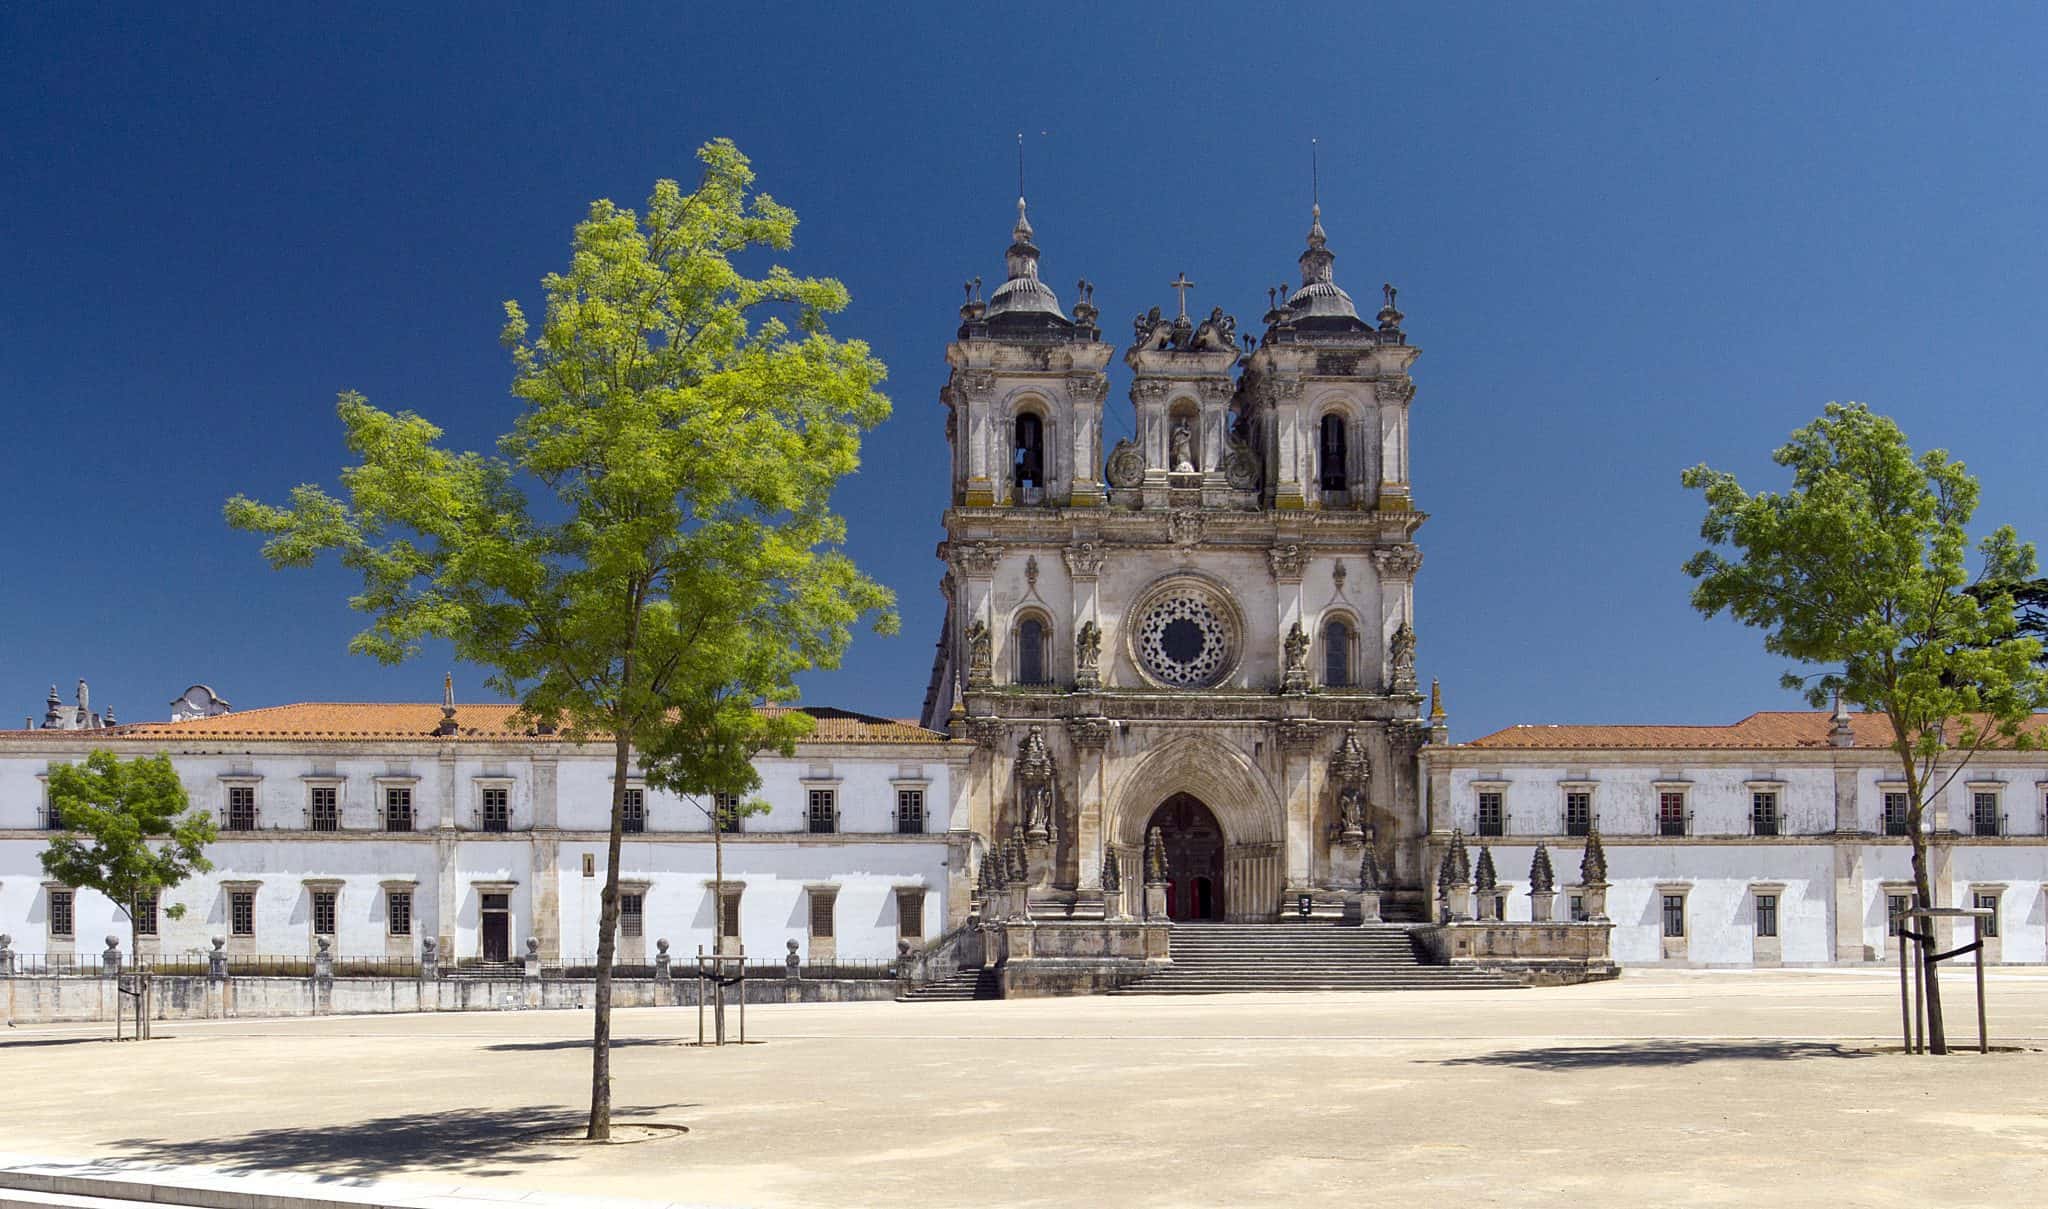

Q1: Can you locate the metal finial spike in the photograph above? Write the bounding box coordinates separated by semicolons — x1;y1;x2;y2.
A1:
1311;136;1319;208
1017;131;1025;199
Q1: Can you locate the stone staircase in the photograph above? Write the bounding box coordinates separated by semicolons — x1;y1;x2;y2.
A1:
1109;922;1524;995
897;967;1000;1002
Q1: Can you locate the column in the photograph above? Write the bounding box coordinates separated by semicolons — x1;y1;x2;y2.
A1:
1375;377;1414;511
1067;372;1106;507
1064;542;1106;690
1269;545;1307;694
435;748;460;958
960;369;997;506
1270;376;1306;510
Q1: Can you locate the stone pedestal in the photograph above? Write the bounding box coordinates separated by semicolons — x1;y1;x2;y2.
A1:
1354;890;1382;924
1444;883;1472;922
1531;894;1554;923
522;937;541;981
1144;881;1169;920
1581;882;1609;922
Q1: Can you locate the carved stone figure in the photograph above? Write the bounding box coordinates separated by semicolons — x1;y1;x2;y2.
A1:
1075;620;1101;687
1105;438;1145;488
1190;306;1237;353
1144;826;1169;884
1170;420;1195;473
1329;727;1370;841
1281;621;1311;694
1016;725;1055;840
1166;508;1204;547
965;619;992;686
1132;306;1174;351
1389;620;1417;692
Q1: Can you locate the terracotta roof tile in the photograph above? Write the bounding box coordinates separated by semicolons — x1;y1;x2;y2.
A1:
2;702;949;746
1461;710;2048;751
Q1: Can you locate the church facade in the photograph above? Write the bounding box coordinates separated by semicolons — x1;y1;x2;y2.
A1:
921;198;1436;925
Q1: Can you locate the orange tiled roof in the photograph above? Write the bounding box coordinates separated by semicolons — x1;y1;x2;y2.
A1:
1461;710;2048;751
6;702;948;745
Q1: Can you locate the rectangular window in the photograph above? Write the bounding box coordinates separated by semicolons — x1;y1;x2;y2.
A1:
1886;893;1910;936
1569;894;1586;922
50;889;74;938
896;789;925;834
1755;893;1778;938
1972;792;2000;837
1477;792;1504;838
388;891;413;937
312;890;337;936
621;788;645;834
309;786;339;831
808;893;835;939
714;792;742;833
1661;894;1686;938
1883;792;1911;837
720;891;741;938
1564;791;1591;837
230;890;256;938
1658;792;1687;837
1975;892;2000;938
1751;791;1779;837
384;787;414;832
43;793;64;830
133;890;158;936
897;891;926;940
807;788;836;834
226;785;257;831
620;892;644;937
482;786;509;833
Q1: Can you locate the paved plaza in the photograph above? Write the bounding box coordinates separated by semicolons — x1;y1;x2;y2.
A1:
4;971;2047;1207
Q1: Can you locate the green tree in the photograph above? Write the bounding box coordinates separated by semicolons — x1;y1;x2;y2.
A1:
40;750;216;971
1682;402;2047;1053
225;139;895;1133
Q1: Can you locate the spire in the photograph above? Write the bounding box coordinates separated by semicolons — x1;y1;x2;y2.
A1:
980;195;1068;329
1473;846;1498;898
437;673;457;736
1580;824;1608;885
1830;689;1855;747
1429;678;1446;722
1529;843;1556;896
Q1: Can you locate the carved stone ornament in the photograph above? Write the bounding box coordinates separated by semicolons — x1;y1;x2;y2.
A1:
1388;620;1418;693
1529;843;1556;896
1066;372;1108;402
1473;846;1499;899
965;716;1007;751
1105;438;1146;488
1369;544;1423;581
1374;376;1416;405
1332;561;1347;590
957;368;997;398
1222;436;1261;491
1266;544;1308;580
1063;542;1108;578
1267;376;1306;403
1166;508;1205;548
965;619;993;687
1388;720;1427;756
1144;826;1169;884
953;541;1005;577
1358;843;1384;893
1170;421;1196;474
1100;847;1122;894
1024;555;1039;590
1065;714;1112;748
1330;727;1371;842
1580;824;1608;886
1281;621;1312;694
1276;719;1320;750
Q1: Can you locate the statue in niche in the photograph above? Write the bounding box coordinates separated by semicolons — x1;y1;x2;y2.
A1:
965;619;992;684
1389;620;1417;691
1075;620;1101;680
1282;621;1311;693
1336;783;1368;839
1170;420;1196;473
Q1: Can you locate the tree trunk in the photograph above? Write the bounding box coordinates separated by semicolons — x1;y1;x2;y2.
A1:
587;725;633;1139
1908;823;1948;1054
712;807;727;1044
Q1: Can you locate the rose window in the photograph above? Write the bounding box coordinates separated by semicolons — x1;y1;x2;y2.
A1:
1136;592;1232;687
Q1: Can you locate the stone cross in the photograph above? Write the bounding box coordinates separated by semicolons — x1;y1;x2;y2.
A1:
1170;272;1196;320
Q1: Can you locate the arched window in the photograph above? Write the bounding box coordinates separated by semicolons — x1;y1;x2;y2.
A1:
1319;414;1348;491
1323;618;1352;688
1014;413;1045;489
1018;616;1049;685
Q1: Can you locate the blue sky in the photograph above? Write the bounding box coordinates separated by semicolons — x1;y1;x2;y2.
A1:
5;5;2046;738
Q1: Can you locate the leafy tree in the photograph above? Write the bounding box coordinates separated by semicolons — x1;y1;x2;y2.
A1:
1682;402;2047;1053
40;750;216;967
225;140;894;1134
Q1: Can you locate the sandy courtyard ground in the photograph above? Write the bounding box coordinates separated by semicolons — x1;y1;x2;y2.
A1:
3;970;2046;1207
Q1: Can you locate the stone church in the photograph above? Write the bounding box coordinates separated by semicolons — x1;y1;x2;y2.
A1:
920;196;1437;925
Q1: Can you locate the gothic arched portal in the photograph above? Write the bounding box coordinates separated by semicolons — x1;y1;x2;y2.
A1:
1146;794;1224;921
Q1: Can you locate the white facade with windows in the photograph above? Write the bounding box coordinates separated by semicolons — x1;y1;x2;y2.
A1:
1423;710;2048;966
0;702;971;966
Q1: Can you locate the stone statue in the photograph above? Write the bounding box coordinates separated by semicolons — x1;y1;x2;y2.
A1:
1281;621;1311;693
1336;784;1367;840
1075;620;1101;673
1105;437;1145;488
1170;420;1195;473
1389;621;1417;691
1221;435;1260;491
1132;306;1174;351
1190;306;1237;353
965;619;992;684
1144;826;1168;884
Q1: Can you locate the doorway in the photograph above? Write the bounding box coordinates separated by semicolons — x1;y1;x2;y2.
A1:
1145;794;1225;921
480;893;511;962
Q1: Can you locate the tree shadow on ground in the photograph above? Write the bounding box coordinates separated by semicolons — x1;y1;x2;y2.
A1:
483;1037;677;1052
104;1103;692;1181
0;1035;121;1049
1428;1041;1873;1070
